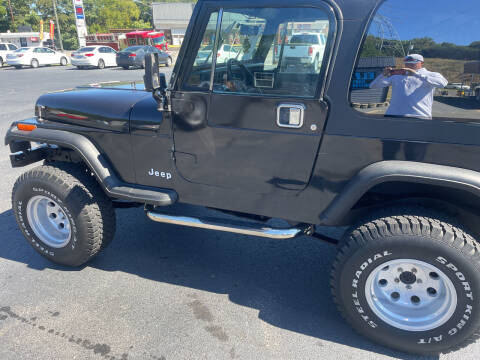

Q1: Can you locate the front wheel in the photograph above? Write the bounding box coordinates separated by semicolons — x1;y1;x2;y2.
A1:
331;210;480;355
12;163;116;266
60;57;67;66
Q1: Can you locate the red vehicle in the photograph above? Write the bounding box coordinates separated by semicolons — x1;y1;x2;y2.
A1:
125;31;168;51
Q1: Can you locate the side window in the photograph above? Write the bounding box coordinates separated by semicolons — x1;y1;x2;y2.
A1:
33;48;41;53
184;11;219;89
9;44;18;50
212;7;331;97
0;44;6;50
43;48;54;54
350;0;480;120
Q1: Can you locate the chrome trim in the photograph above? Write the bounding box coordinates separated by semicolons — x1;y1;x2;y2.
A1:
209;9;223;92
276;103;305;129
146;211;306;239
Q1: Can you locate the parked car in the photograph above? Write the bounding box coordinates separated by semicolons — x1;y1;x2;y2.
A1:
0;42;18;67
116;45;172;69
6;47;69;69
445;83;470;90
282;32;327;72
70;46;117;69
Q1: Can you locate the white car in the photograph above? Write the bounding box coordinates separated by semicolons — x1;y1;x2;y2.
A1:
0;42;18;67
194;44;240;65
70;46;117;69
282;32;327;72
6;47;69;69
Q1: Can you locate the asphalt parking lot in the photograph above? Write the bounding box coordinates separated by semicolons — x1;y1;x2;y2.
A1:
1;65;479;360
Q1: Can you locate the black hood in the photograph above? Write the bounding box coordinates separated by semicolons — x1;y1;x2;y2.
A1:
36;85;151;132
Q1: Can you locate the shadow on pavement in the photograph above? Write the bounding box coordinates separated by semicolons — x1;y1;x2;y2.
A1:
0;206;438;360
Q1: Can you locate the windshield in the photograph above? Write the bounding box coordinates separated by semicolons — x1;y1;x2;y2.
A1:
290;34;319;45
77;47;95;52
15;48;30;52
152;36;165;44
122;46;144;52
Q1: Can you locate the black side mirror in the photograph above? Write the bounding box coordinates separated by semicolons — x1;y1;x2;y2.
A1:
143;53;167;92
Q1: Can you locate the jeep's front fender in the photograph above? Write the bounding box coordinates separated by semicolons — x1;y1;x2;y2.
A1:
5;121;177;206
319;161;480;225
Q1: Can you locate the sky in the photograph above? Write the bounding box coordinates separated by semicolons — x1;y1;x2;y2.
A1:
370;0;480;46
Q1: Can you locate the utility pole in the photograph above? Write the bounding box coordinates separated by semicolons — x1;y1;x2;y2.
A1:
52;0;64;51
7;0;15;29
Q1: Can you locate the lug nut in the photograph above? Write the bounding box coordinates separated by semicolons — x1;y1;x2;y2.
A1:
417;279;422;284
411;295;420;304
398;267;403;272
394;278;400;283
411;268;417;273
391;292;400;300
379;279;388;287
427;287;437;296
406;284;412;290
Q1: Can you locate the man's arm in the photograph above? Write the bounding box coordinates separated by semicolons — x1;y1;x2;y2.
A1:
369;74;392;89
415;71;448;88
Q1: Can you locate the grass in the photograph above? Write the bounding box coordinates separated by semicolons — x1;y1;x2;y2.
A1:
395;57;479;84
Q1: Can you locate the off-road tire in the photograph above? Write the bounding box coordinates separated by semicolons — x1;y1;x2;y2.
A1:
331;209;480;355
31;58;39;68
12;162;116;267
97;59;105;69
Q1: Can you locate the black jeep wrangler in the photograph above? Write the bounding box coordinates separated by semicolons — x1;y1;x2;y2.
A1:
5;0;480;355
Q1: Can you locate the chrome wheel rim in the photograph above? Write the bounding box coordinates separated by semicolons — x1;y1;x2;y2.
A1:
26;195;71;248
365;258;457;331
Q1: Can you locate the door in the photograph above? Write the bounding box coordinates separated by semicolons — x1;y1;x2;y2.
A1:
99;47;116;66
32;48;45;64
42;48;57;64
171;3;335;194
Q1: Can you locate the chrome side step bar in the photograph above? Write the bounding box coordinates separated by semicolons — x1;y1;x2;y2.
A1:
146;211;313;239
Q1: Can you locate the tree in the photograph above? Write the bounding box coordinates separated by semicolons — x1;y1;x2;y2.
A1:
83;0;149;33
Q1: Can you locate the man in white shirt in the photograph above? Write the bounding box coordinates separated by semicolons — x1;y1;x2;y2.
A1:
370;54;448;119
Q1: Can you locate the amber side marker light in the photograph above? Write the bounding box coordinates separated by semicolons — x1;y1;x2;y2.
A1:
17;123;37;131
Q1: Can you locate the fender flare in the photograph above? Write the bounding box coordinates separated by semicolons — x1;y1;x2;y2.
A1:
319;161;480;225
5;123;177;206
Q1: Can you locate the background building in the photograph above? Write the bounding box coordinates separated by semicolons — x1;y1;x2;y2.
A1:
0;31;51;48
152;2;195;46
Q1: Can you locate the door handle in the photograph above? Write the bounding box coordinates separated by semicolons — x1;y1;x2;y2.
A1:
276;104;305;128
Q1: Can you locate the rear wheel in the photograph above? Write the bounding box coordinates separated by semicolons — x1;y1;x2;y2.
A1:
331;209;480;355
165;57;172;67
12;162;116;267
97;59;105;69
31;58;39;68
0;57;3;67
60;57;67;66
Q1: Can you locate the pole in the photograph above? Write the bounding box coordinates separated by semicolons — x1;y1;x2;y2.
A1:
52;0;64;51
7;0;15;28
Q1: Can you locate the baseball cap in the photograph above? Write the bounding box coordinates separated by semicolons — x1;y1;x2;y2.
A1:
404;54;424;63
